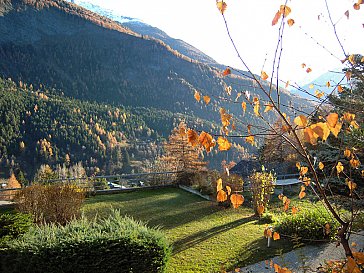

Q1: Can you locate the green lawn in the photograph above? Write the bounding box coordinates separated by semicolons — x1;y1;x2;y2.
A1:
82;187;292;273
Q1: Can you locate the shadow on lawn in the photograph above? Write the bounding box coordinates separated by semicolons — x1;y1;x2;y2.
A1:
172;215;257;254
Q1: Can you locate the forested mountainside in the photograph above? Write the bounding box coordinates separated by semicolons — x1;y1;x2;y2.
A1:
1;77;240;179
0;0;312;179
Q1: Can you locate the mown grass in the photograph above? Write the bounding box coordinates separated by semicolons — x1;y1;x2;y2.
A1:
82;187;293;273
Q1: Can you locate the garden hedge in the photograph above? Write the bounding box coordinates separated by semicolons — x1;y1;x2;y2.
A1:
0;210;171;273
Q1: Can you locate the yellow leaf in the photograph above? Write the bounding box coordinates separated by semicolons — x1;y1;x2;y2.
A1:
326;113;339;128
194;90;201;102
261;71;268;80
203;95;211;105
344;148;352;158
287;18;295;26
230;194;244;209
264;104;274;113
351;120;360;129
273;232;280;240
349;54;356;64
318;162;324;170
187;129;199;147
309;83;314;89
350;158;360;169
296;162;301;170
303;127;318;145
226;185;232;196
245;135;255;146
280;5;291;17
220;108;232;127
199;131;215;152
324;223;331;235
241;102;247;113
216;1;227;14
285;81;290;88
216;178;223;192
327;121;342;138
234;268;240;273
217;190;227;202
253;98;260;117
225;86;232;96
336;162;344;174
272;10;281;26
346;179;357;191
302;177;311;186
343;112;356;122
347;256;361;273
311;122;330;141
257;204;265;215
294;115;308;127
301;63;307;68
217;137;232;151
326;81;331;87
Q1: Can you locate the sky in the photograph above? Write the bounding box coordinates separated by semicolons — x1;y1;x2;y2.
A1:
79;0;363;85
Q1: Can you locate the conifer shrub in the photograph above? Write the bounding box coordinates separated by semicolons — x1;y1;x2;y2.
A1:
0;210;171;273
15;183;85;225
0;213;33;246
275;207;340;243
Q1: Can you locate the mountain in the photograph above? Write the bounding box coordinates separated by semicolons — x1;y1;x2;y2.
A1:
0;0;311;178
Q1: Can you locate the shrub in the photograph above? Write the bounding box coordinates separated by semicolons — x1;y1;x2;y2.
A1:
249;169;276;216
15;183;85;225
0;210;171;273
275;207;340;243
0;213;33;246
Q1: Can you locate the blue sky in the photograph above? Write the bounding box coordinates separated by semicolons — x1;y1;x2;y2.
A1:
76;0;363;85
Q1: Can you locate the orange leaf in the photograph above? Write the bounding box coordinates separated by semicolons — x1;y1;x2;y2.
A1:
194;90;201;102
291;206;299;215
278;193;284;200
350;158;360;169
346;179;357;191
216;1;227;14
338;85;343;93
302;177;311;186
187;129;199;147
294;115;308;127
353;252;364;265
245;135;255;146
347;256;361;273
306;67;312;73
318;162;324;170
315;90;324;98
257;204;265;215
216;178;223;192
217;190;227;202
261;71;269;80
264;104;274;113
311;122;330;141
264;227;273;238
272;10;282;26
301;63;306;68
241;102;247;113
220;108;232;127
253;98;260;116
324;223;331;235
203;95;211;105
343;112;356;122
230;194;244;209
300;166;308;176
336;162;344;174
223;67;231;76
217;137;232;151
199;131;215;152
353;3;361;10
273;232;280;240
326;81;331;88
299;190;306;199
287;18;295;26
226;185;232;196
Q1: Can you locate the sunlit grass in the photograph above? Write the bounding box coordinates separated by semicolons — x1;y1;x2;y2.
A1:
83;187;292;272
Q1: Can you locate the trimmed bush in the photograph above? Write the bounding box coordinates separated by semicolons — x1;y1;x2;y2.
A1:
275;207;339;243
0;213;33;246
0;210;171;273
15;183;85;225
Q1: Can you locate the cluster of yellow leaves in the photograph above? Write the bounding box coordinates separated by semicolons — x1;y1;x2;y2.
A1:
216;178;244;208
272;5;293;26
